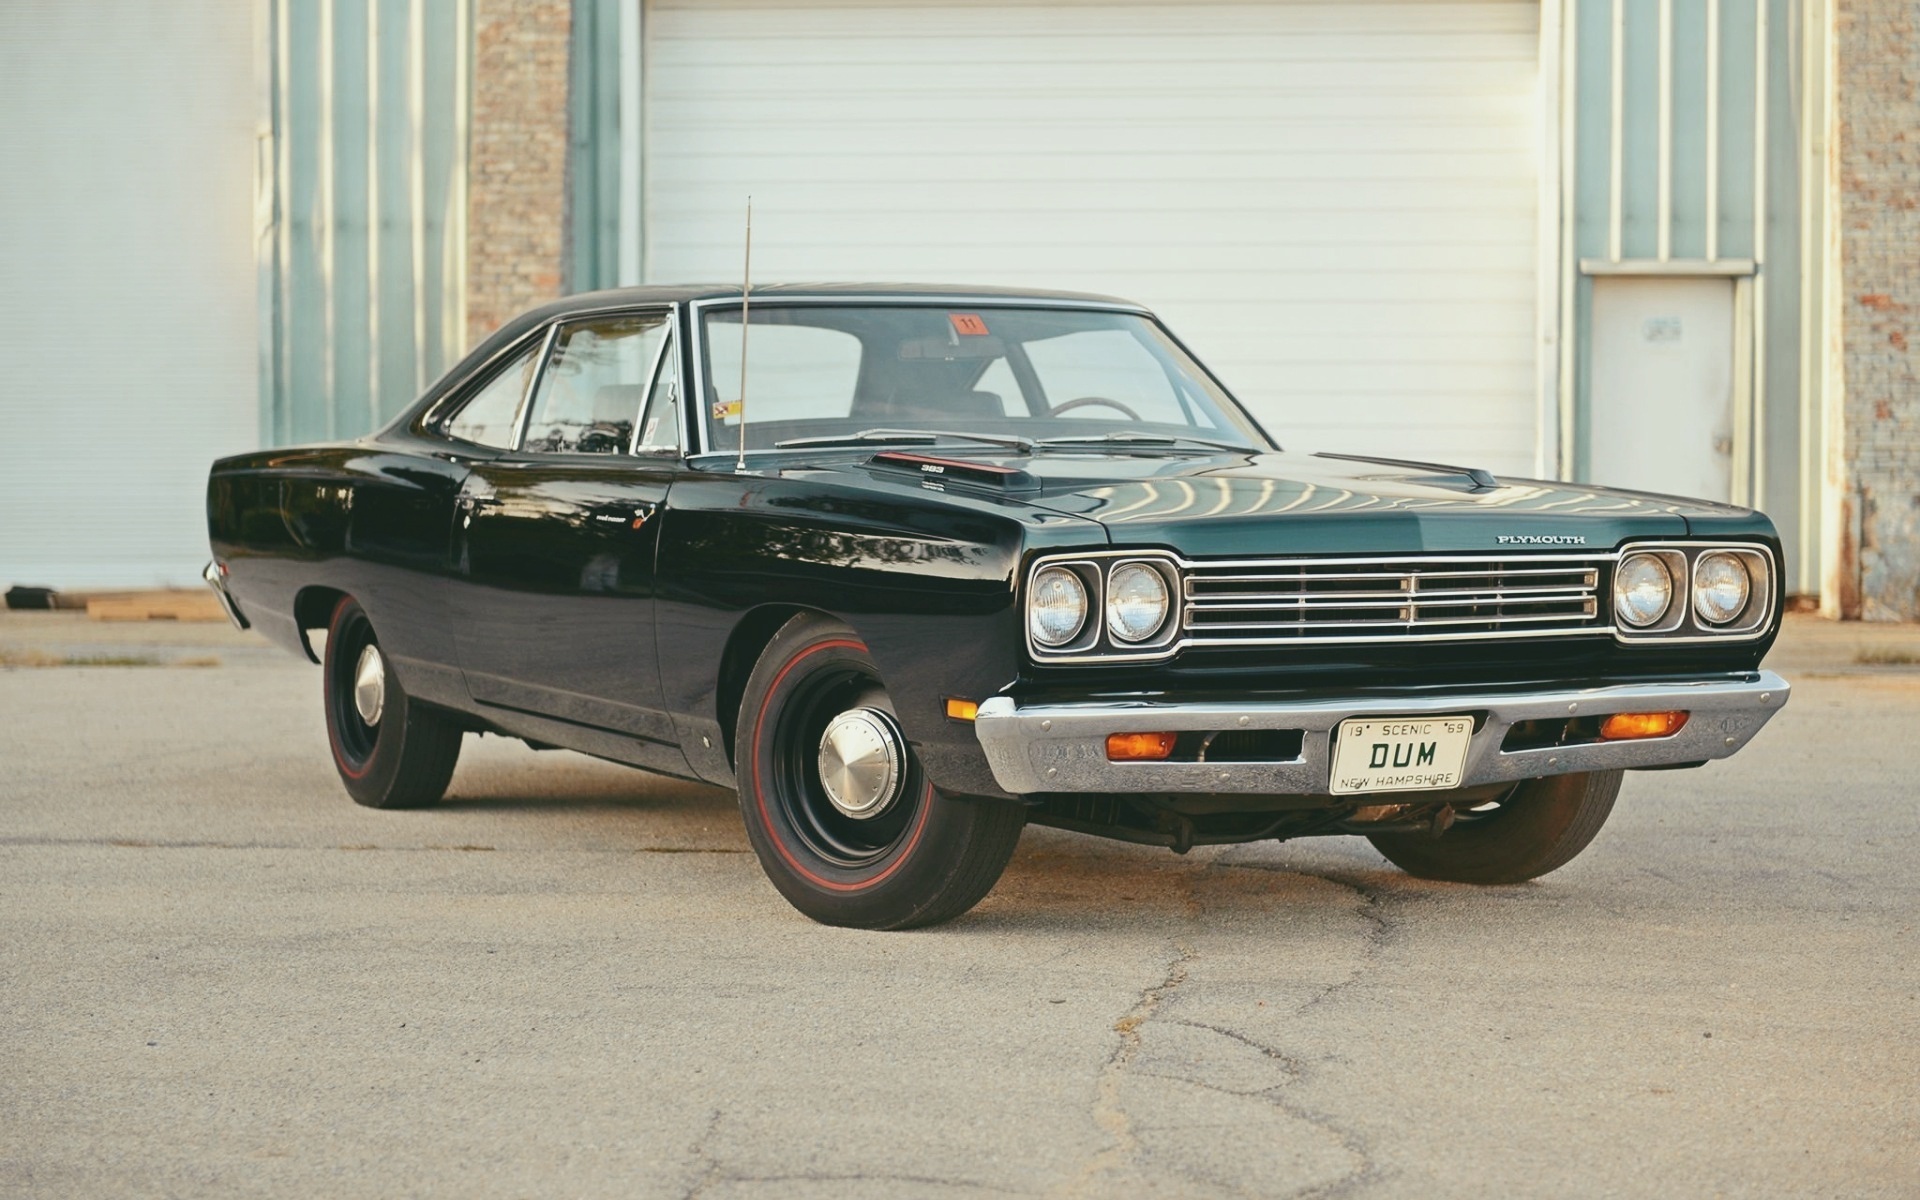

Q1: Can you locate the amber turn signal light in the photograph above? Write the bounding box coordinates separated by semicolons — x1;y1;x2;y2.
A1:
1106;732;1176;761
944;697;979;722
1599;711;1689;741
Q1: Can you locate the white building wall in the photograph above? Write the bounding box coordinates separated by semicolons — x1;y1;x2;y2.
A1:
642;0;1543;475
0;2;259;589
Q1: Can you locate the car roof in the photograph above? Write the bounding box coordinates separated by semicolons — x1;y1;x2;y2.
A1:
546;281;1148;310
403;283;1158;436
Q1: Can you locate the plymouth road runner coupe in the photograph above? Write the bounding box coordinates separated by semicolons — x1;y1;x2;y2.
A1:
206;285;1790;929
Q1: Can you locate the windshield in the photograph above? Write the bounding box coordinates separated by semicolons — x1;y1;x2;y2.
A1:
697;304;1269;454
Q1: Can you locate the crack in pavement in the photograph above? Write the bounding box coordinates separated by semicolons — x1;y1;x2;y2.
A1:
681;1109;725;1200
1051;854;1400;1198
1051;941;1194;1197
1216;858;1398;1018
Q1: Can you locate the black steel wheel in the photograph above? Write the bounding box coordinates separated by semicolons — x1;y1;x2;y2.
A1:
736;613;1025;929
323;596;463;809
1366;769;1624;885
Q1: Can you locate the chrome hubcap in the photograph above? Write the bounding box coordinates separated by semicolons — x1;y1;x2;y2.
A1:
816;707;906;819
352;644;386;726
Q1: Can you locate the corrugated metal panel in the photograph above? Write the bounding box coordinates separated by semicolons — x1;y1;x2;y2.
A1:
643;0;1543;476
1567;0;1809;590
263;0;470;446
570;0;625;292
0;2;257;588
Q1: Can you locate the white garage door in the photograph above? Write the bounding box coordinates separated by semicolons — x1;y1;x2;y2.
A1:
645;0;1541;475
0;2;257;590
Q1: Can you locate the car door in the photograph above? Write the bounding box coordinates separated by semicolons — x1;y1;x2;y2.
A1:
336;331;544;709
449;308;688;767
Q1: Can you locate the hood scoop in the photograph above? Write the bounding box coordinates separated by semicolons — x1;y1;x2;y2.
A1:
1312;451;1501;493
869;450;1041;492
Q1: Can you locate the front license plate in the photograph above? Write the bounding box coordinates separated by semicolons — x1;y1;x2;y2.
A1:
1329;716;1474;795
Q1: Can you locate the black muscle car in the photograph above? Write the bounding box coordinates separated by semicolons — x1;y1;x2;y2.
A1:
206;285;1790;928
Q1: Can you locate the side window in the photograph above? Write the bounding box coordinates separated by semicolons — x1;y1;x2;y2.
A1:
634;336;681;452
441;342;539;448
524;312;672;454
1024;329;1185;424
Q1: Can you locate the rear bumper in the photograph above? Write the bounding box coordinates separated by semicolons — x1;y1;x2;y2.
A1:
202;561;249;631
973;670;1789;796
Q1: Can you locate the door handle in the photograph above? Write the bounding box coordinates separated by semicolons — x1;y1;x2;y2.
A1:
457;494;501;511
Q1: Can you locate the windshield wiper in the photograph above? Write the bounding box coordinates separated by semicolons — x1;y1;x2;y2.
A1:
775;428;1035;453
1034;432;1254;453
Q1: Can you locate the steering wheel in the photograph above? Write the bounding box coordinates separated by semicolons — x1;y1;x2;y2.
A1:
1048;395;1142;420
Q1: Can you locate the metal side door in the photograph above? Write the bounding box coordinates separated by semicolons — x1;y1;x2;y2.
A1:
450;454;683;768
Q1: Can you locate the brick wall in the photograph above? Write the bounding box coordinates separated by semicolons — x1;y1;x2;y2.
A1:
466;0;572;348
1829;0;1920;619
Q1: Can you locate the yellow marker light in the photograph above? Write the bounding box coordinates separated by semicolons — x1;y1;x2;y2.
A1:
1106;732;1177;762
944;698;979;722
1599;711;1689;741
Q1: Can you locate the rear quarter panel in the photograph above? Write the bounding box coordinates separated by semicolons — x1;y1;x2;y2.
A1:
207;441;471;707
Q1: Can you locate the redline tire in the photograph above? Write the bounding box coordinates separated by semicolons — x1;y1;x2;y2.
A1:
323;597;463;809
736;614;1025;930
1367;769;1624;885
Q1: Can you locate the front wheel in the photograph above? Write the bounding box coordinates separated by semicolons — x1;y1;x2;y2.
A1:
323;597;464;809
1366;769;1623;884
736;614;1025;929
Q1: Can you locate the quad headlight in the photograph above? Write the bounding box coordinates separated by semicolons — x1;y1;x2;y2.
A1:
1105;562;1171;643
1613;543;1774;641
1692;551;1752;625
1614;552;1675;628
1028;565;1089;647
1026;553;1183;660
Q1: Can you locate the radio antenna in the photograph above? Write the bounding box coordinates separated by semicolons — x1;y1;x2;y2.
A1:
735;196;753;472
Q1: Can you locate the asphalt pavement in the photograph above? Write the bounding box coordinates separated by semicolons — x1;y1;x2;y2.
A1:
1;612;1916;1197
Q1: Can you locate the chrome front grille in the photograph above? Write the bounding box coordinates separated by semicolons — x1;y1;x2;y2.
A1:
1183;554;1612;646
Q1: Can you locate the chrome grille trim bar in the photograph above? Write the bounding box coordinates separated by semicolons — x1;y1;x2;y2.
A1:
1181;552;1614;647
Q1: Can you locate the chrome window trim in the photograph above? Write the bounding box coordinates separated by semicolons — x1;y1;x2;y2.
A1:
629;325;681;455
684;295;1160;461
511;305;681;457
509;323;564;451
417;326;551;446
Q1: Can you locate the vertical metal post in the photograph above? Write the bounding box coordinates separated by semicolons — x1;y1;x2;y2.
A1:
618;0;642;286
1705;0;1721;263
409;0;429;392
1798;0;1830;594
1731;275;1754;504
273;0;294;443
1656;0;1673;261
366;0;383;428
1608;0;1625;262
449;0;470;356
1536;0;1567;480
1751;0;1770;506
319;0;338;439
1558;0;1580;479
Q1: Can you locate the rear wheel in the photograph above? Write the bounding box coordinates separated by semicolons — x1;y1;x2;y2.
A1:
323;597;463;809
736;614;1025;929
1366;770;1623;884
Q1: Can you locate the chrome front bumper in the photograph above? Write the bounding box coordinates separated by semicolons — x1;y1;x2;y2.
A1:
973;671;1789;796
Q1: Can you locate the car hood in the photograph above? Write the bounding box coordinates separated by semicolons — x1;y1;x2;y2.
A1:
845;448;1755;556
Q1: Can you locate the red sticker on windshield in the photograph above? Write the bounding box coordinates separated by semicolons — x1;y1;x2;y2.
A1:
949;313;989;336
